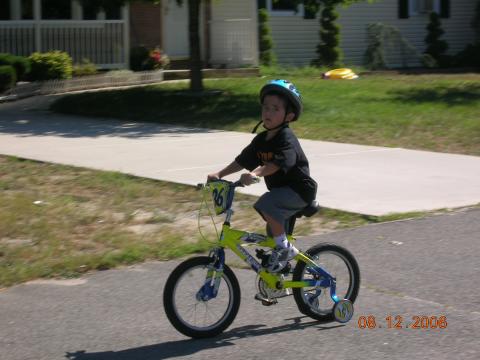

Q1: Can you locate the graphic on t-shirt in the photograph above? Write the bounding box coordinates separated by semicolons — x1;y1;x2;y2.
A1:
257;151;273;163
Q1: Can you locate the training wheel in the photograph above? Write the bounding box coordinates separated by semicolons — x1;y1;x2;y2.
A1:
333;299;354;323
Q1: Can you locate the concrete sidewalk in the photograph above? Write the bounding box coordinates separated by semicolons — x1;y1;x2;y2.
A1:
1;96;480;216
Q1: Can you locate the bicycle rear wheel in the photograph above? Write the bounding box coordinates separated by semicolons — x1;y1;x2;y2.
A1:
163;256;241;338
293;243;360;322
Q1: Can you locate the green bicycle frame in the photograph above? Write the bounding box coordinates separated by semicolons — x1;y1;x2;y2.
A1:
216;209;336;294
198;181;340;303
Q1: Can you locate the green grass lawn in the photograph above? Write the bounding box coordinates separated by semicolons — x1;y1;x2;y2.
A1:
3;155;395;288
51;70;480;156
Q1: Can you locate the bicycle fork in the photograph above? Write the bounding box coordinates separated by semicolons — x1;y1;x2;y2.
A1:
196;248;225;301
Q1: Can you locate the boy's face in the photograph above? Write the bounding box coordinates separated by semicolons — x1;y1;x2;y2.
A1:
261;94;295;130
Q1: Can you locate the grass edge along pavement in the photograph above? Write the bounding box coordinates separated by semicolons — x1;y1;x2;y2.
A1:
50;71;480;157
3;155;471;289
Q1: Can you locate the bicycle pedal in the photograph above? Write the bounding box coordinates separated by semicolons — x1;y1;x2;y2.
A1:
254;293;277;306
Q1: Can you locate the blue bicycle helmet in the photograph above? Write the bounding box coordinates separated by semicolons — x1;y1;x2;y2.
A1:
259;79;303;121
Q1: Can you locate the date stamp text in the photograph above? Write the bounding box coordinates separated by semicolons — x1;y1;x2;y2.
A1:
357;315;448;329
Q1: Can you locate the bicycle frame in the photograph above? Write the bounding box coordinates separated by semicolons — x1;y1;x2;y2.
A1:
197;185;341;304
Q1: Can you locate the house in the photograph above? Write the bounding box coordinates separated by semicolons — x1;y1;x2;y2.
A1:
0;0;259;69
1;0;475;70
263;0;477;67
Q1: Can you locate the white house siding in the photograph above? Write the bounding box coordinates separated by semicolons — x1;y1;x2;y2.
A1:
209;0;258;66
269;16;319;66
269;0;477;67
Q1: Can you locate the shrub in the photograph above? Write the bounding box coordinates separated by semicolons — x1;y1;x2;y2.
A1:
130;46;149;71
364;23;420;69
0;53;31;81
472;0;480;42
424;12;448;67
313;3;343;68
258;8;276;66
73;58;98;77
28;51;73;81
0;65;16;93
455;43;480;67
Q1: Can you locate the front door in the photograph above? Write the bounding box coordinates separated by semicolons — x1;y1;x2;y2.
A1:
162;0;189;58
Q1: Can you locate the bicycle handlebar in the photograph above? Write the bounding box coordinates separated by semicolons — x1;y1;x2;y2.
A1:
196;177;260;190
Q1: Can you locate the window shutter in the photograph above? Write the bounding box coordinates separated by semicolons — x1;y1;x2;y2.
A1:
440;0;450;18
258;0;267;10
399;0;409;19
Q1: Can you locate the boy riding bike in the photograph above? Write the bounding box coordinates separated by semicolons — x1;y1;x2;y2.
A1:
207;79;317;273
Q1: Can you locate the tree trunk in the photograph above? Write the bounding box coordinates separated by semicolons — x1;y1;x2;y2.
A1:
188;0;203;91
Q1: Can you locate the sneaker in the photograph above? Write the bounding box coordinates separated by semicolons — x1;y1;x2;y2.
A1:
267;244;299;273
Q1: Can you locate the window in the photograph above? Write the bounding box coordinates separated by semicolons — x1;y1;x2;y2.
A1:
22;0;33;20
83;2;97;20
42;0;72;19
0;1;10;20
409;0;440;16
104;4;121;20
272;0;297;11
267;0;304;17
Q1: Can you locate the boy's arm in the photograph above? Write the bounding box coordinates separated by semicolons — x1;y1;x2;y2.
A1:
208;161;243;181
252;162;280;177
219;161;244;178
241;162;279;185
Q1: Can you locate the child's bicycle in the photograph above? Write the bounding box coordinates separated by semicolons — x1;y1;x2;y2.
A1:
163;179;360;338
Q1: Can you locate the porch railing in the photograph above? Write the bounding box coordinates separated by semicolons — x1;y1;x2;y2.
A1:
0;20;127;68
5;70;164;99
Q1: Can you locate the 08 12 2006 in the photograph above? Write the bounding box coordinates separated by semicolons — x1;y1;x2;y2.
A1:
357;315;448;329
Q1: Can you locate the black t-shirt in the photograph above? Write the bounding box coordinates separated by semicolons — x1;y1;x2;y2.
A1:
235;125;317;203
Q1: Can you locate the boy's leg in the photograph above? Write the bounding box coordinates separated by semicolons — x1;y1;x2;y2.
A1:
262;213;284;237
254;187;306;272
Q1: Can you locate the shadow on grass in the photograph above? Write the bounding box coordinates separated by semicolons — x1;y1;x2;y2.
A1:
65;317;343;360
390;83;480;106
51;87;260;131
0;88;259;138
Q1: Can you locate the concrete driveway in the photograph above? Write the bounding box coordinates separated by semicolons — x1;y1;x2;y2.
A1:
1;95;480;216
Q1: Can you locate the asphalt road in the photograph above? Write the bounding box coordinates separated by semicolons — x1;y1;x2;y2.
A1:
1;208;479;360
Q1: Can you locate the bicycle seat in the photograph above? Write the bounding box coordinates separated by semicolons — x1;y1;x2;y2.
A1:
295;200;321;218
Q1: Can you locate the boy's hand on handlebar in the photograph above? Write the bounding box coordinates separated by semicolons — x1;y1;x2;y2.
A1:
207;172;220;182
240;172;260;186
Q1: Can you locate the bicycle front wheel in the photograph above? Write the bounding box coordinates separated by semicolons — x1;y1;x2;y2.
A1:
163;256;241;338
293;243;360;322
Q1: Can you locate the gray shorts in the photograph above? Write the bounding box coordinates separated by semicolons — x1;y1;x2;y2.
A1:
254;186;307;233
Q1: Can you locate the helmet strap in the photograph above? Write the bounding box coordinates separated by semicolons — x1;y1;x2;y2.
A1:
251;120;263;134
252;114;291;133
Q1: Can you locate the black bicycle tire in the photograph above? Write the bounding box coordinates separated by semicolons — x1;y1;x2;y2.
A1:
293;243;360;322
163;256;241;338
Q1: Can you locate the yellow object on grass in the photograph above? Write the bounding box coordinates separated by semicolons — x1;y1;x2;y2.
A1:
323;68;359;80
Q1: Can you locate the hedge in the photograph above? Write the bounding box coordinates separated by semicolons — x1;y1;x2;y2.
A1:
0;65;16;93
0;53;31;81
28;51;73;81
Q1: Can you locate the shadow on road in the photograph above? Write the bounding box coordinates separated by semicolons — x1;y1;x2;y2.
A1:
65;317;343;360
